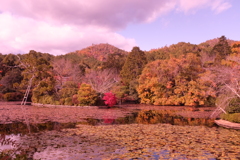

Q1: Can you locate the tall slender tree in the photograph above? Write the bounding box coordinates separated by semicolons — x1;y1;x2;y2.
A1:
210;36;231;63
120;47;147;85
120;47;147;100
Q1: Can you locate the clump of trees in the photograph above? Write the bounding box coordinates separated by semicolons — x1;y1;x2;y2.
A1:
0;37;240;117
138;53;216;106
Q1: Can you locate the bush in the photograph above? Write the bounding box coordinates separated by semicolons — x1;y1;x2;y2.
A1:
3;93;13;101
59;85;78;99
72;94;79;105
0;93;3;101
3;92;23;101
64;97;73;105
39;95;55;104
221;113;240;123
60;98;65;105
226;98;240;113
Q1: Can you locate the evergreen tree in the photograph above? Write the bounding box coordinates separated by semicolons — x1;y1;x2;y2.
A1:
19;50;56;103
120;47;147;100
210;36;231;63
120;47;147;85
102;53;126;73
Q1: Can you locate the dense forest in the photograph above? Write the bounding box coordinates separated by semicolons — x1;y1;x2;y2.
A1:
0;36;240;116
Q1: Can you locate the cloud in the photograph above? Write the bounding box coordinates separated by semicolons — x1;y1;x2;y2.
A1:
0;0;174;30
211;0;232;14
0;0;232;55
0;12;136;55
177;0;231;14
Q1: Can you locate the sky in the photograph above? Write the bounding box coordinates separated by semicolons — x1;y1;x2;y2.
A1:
0;0;239;55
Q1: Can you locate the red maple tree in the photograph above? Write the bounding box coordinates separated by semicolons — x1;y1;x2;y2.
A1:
102;92;117;107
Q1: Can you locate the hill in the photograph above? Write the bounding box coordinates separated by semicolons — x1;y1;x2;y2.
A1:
75;43;128;61
200;38;236;47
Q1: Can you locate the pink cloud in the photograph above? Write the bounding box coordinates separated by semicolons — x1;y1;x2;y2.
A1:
0;0;173;29
177;0;231;14
0;0;232;55
0;12;136;55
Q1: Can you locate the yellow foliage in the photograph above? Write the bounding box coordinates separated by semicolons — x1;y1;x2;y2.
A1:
138;53;216;106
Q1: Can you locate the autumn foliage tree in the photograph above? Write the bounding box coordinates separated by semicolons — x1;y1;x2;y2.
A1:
102;92;117;107
138;53;216;106
77;83;98;106
58;81;79;105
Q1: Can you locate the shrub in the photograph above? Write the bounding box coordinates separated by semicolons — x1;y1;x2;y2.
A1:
0;93;3;100
59;98;65;105
72;94;79;105
220;113;240;123
102;92;117;107
226;98;240;113
3;92;23;101
64;97;73;106
39;95;55;104
3;93;13;101
59;82;78;99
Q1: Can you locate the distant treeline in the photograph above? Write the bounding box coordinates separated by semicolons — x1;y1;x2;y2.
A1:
0;36;240;114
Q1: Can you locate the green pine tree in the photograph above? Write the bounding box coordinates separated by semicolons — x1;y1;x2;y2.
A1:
210;36;231;63
120;47;147;100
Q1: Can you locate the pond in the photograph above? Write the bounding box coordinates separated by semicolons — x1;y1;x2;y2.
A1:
0;102;240;159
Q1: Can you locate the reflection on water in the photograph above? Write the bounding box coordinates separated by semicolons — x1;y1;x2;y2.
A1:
81;110;216;127
0;110;216;135
0;121;76;135
0;134;21;151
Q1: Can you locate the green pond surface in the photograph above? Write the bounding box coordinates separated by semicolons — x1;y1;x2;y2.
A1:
0;104;239;159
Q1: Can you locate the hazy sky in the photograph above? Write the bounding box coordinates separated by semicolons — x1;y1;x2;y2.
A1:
0;0;239;55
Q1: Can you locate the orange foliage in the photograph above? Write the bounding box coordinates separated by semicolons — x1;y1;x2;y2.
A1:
138;53;216;106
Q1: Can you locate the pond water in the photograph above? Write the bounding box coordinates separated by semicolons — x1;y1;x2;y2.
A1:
0;110;216;135
0;102;239;159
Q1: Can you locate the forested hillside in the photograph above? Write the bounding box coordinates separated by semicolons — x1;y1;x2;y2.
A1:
74;43;128;61
0;36;240;115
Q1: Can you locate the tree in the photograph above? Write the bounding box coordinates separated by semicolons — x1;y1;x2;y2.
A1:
18;50;56;103
120;47;147;100
53;57;84;87
145;42;201;62
77;83;98;106
2;54;19;67
0;54;23;93
210;36;231;63
0;68;22;93
102;53;126;73
58;81;79;105
120;47;147;85
207;53;240;115
83;69;119;94
102;92;117;107
138;53;216;106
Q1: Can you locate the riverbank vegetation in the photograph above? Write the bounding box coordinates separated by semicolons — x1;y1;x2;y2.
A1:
0;36;240;121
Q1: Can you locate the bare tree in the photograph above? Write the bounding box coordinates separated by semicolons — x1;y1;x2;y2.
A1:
208;56;240;117
83;69;119;94
53;58;84;86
